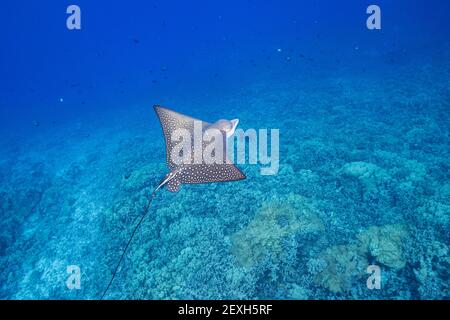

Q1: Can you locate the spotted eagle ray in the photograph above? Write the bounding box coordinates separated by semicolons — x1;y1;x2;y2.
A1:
101;105;245;299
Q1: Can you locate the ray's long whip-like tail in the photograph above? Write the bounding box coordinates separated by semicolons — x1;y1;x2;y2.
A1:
100;179;166;300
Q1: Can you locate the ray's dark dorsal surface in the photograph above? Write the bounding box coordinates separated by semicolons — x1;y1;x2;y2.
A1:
101;106;245;299
154;105;245;193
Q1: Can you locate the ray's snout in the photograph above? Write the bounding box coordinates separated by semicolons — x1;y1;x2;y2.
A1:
213;118;239;138
230;119;239;136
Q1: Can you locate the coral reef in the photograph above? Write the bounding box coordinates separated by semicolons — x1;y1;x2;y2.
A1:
341;161;391;198
230;194;323;267
357;225;409;270
0;52;448;300
314;224;409;293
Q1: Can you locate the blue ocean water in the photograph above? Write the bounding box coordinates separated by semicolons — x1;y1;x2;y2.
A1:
0;0;449;299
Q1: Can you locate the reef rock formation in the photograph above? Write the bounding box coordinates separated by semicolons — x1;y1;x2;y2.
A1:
314;224;409;293
231;194;323;268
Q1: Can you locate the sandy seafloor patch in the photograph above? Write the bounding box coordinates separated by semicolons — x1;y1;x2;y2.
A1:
0;60;449;299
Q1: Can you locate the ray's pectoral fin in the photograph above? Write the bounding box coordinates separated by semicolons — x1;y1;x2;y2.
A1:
180;164;246;185
154;105;210;170
167;178;181;193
